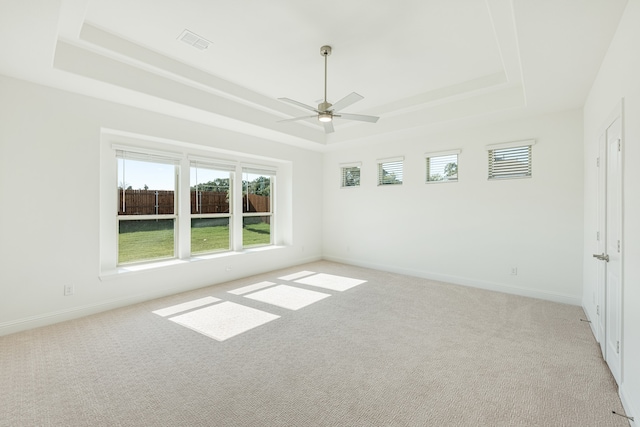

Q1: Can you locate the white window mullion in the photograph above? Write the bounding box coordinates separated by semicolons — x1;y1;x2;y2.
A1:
177;156;190;259
233;164;243;251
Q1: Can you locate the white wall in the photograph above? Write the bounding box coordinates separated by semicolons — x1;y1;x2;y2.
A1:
323;110;584;305
583;0;640;420
0;75;323;335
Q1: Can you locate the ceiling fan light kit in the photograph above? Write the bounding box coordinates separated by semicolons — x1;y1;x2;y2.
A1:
318;112;332;122
278;45;379;133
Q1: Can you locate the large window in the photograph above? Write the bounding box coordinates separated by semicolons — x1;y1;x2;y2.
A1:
426;150;460;183
242;167;274;248
116;150;178;264
487;140;535;180
108;143;281;269
190;161;234;254
377;157;403;186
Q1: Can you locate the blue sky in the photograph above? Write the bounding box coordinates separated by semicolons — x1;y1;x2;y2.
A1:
118;159;237;190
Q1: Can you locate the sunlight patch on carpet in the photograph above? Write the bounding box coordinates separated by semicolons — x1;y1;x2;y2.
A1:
295;273;367;291
168;302;279;341
244;285;331;310
278;270;316;281
152;296;221;317
228;281;276;295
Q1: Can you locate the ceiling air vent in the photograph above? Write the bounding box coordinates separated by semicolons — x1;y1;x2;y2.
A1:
178;29;211;51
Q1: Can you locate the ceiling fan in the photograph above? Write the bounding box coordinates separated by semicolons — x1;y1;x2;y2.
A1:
278;45;379;134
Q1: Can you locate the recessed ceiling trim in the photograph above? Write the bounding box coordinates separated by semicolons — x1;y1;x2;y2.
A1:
78;24;315;122
53;40;326;149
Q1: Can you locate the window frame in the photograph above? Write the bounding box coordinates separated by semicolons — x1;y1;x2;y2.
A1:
377;156;404;186
189;159;235;255
241;166;276;248
486;140;535;181
116;148;180;265
100;134;285;275
425;149;461;184
340;162;362;188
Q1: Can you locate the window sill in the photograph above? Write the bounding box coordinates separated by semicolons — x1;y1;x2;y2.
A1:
99;245;285;281
426;179;458;184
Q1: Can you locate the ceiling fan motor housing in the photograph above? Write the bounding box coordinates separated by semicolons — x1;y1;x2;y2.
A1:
318;101;332;112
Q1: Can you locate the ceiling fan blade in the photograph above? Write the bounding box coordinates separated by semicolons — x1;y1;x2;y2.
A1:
338;113;379;123
330;92;364;112
278;97;319;113
322;121;335;134
277;115;317;123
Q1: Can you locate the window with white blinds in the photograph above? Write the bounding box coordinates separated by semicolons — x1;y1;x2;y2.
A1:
340;163;361;188
426;150;460;183
377;157;403;186
487;141;534;180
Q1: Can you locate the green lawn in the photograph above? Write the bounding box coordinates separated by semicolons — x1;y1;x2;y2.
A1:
118;222;271;264
118;228;175;264
242;222;271;247
191;225;230;254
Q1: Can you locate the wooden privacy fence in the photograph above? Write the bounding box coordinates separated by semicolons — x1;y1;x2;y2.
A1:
192;192;230;214
118;190;269;215
118;190;175;215
242;194;270;213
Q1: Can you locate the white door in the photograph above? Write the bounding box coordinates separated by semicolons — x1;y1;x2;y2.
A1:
594;112;623;385
595;135;606;358
605;115;622;384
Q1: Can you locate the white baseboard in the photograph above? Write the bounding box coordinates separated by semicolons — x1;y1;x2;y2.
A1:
619;384;637;426
0;294;150;337
4;254;575;337
0;255;323;337
323;255;581;306
580;305;599;342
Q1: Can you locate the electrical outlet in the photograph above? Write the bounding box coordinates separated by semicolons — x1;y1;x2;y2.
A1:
510;267;518;276
64;285;74;296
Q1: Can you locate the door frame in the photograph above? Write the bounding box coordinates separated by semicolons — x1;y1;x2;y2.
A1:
595;99;624;385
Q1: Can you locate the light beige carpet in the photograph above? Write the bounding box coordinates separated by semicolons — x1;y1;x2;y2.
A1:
0;261;628;426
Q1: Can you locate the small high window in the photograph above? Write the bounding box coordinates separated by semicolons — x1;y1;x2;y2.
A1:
426;150;460;183
377;157;403;186
487;140;535;180
340;163;361;188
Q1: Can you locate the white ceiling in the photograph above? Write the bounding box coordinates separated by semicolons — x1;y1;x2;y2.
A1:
0;0;629;150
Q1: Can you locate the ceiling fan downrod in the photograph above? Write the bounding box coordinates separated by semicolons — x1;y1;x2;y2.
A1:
319;45;332;114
